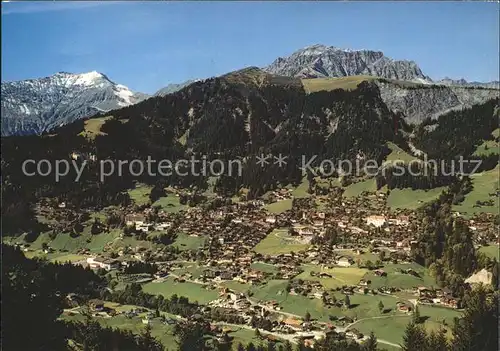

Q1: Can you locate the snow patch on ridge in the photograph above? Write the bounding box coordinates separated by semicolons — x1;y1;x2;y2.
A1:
115;84;135;106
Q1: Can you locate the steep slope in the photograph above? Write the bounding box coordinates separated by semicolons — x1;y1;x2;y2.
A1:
2;67;498;234
1;71;149;136
99;67;393;161
375;80;499;125
296;75;499;125
154;79;200;97
265;44;431;82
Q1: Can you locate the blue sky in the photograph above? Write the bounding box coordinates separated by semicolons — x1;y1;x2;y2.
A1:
2;1;499;94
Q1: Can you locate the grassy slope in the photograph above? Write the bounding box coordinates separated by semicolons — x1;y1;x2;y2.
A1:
387;187;446;210
153;195;186;213
249;280;403;322
60;306;177;347
301;76;377;93
473;128;499;157
384;142;418;163
352;302;461;345
452;165;499;216
26;229;122;253
171;232;206;251
253;229;310;255
478;245;500;260
249;262;279;273
290;177;311;198
78;116;114;140
264;199;293;213
362;263;438;290
343;179;379;198
143;277;219;305
294;265;368;289
128;183;153;206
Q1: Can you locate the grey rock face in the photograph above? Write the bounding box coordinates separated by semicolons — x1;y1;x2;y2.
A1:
154;79;199;97
376;80;500;125
1;71;149;136
265;44;432;82
437;77;500;89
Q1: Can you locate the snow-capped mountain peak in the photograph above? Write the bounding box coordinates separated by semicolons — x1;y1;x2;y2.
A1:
1;71;149;136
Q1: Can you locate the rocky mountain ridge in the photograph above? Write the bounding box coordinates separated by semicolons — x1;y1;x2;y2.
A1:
374;80;500;125
1;71;148;136
264;44;432;82
436;77;499;89
2;44;498;136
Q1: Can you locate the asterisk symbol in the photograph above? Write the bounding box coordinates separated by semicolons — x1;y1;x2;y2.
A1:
274;153;288;167
256;154;271;168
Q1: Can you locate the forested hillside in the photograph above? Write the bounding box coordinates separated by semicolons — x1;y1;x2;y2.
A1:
1;68;498;235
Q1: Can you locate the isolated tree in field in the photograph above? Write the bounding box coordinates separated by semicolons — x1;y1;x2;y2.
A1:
378;250;386;261
344;294;351;308
378;301;384;313
304;311;311;322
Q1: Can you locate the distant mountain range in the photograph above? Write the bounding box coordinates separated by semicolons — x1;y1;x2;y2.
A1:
154;79;200;97
436;77;499;89
1;71;148;136
2;63;498;234
1;44;498;136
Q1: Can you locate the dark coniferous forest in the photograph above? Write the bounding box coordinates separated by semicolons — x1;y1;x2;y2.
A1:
2;69;498;235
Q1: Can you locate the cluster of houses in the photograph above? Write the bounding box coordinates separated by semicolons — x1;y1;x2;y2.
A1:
40;177;490;350
86;257;120;271
125;213;172;232
415;287;461;309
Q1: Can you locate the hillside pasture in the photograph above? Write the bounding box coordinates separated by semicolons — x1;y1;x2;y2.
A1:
294;265;368;289
301;76;377;93
452;166;499;217
152;195;186;213
384;142;418;164
387;187;445;210
478;244;500;260
342;179;379;198
362;263;437;290
249;279;401;322
264;199;293;213
78;116;114;140
128;183;153;206
253;229;310;255
171;232;206;251
142;277;219;305
473;128;499;157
